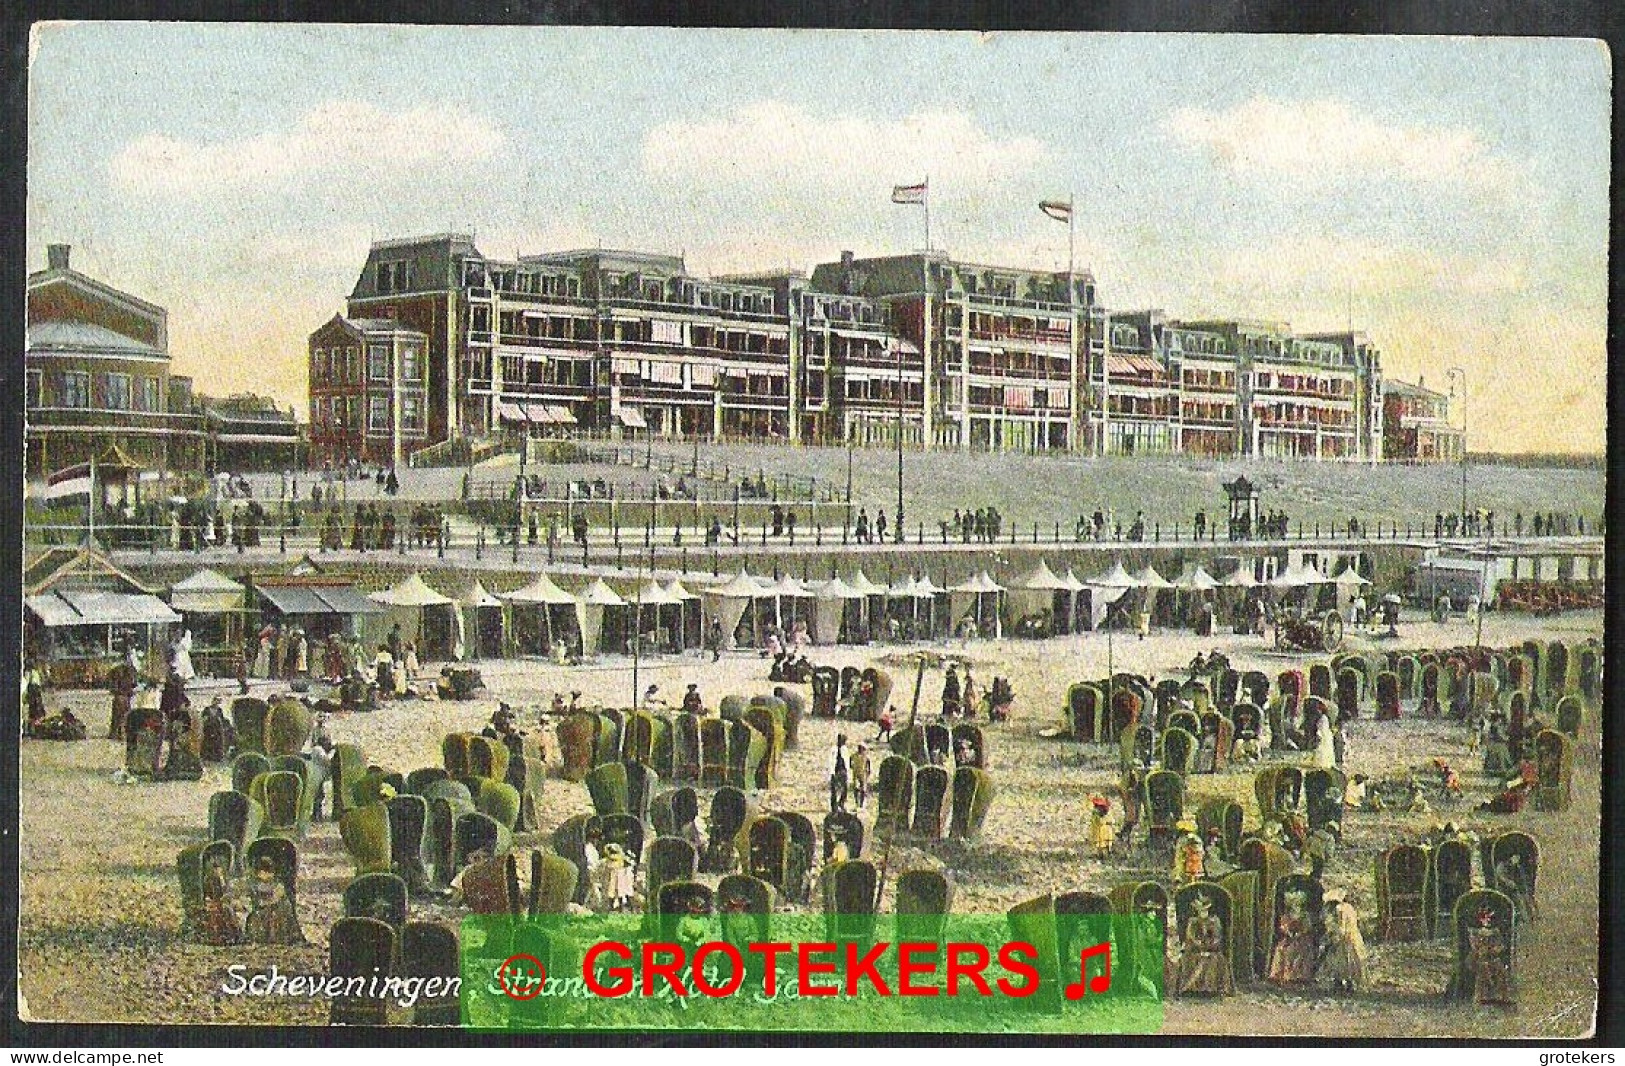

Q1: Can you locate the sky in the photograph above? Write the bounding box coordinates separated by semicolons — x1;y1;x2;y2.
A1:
26;25;1611;453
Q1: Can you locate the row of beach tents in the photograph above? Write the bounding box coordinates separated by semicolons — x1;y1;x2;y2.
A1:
161;555;1372;665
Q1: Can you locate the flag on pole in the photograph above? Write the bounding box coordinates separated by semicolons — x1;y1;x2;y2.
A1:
1039;199;1073;223
892;181;928;205
41;462;92;502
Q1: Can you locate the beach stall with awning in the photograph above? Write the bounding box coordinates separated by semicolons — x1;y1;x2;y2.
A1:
949;570;1006;639
167;568;250;676
503;572;580;658
1083;561;1139;630
369;572;458;661
810;575;866;645
457;579;506;660
664;578;703;649
702;569;772;650
250;578;386;642
630;578;684;653
1008;559;1071;636
26;587;181;685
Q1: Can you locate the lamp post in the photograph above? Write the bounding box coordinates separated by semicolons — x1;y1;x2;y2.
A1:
895;335;906;542
1447;366;1467;525
845;436;854;540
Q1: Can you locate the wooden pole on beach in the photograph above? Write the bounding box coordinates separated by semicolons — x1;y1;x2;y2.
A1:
879;653;928;908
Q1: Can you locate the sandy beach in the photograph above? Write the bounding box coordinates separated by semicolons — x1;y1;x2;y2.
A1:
18;608;1601;1036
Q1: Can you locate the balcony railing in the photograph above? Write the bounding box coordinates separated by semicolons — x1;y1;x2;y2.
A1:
605;296;786;324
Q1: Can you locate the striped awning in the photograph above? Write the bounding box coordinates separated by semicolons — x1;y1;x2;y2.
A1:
1108;354;1165;378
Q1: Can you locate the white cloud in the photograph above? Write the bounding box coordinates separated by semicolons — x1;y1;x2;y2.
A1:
641;101;1047;190
109;100;504;193
1214;235;1527;304
1165;97;1518;193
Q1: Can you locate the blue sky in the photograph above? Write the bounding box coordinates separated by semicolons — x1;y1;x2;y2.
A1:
27;25;1610;451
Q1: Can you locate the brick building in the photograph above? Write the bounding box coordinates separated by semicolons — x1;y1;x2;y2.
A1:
1382;377;1463;461
307;314;430;468
316;232;1390;463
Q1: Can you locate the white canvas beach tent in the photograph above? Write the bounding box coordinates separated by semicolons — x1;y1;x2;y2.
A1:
948;569;1006;638
502;572;579;657
1082;560;1139;629
576;578;629;656
1008;558;1070;631
456;578;506;659
369;572;458;660
701;568;772;649
809;574;865;645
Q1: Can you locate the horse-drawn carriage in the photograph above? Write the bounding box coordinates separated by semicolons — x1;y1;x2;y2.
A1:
1274;606;1344;653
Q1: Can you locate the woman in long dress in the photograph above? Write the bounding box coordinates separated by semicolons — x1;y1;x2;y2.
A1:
244;857;303;944
1317;892;1368;992
253;631;272;679
1311;712;1337;769
1266;889;1319;985
1087;796;1116;858
172;630;196;683
1465;909;1515;1005
1175;895;1234;996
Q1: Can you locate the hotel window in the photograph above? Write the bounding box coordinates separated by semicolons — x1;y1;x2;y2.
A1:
368;346;391;382
136;377;160;412
401;346;421;383
62;371;90;408
401;395;424;432
105;373;132;410
368;396;390;432
26;369;42;406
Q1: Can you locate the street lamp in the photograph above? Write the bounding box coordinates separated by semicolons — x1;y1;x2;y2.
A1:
894;334;906;542
1446;366;1467;526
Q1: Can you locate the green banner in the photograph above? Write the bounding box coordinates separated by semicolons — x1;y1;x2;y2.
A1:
459;912;1164;1034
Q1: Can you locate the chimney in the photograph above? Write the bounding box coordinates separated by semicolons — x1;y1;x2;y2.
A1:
47;244;70;271
1418;374;1425;390
840;250;854;268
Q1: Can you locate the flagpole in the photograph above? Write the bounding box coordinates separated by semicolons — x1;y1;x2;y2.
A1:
923;175;931;253
87;455;96;548
1068;192;1075;282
